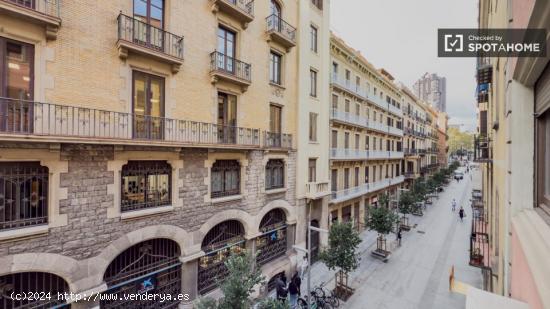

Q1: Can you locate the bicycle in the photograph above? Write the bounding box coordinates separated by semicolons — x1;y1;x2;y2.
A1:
297;290;333;309
313;283;340;308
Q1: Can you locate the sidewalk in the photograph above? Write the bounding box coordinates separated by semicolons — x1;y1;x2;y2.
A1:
304;168;482;309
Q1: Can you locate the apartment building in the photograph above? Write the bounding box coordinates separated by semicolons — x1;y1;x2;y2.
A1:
424;105;440;175
413;72;447;113
437;112;449;168
328;35;404;229
471;0;550;308
400;85;428;187
0;0;329;307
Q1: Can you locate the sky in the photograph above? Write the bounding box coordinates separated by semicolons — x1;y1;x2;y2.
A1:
330;0;478;132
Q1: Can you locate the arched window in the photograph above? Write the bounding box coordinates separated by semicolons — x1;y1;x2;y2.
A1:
270;0;281;17
101;239;181;308
0;162;48;231
0;272;69;308
121;161;171;212
256;209;287;266
198;220;245;295
266;272;285;295
265;159;284;190
211;160;240;198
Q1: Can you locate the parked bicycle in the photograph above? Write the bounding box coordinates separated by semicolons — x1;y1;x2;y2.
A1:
296;283;339;308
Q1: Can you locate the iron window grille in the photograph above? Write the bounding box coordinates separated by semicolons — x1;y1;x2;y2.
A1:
198;220;245;295
256;209;287;266
265;159;284;190
121;161;171;212
101;238;181;309
211;160;240;198
0;162;48;231
0;272;70;309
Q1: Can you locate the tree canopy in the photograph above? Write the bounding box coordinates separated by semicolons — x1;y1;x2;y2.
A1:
319;222;362;275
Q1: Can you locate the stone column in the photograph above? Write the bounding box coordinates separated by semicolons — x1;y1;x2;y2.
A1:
181;259;198;304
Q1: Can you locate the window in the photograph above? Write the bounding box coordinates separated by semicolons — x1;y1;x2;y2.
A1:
0;162;48;230
1;272;69;309
373;166;377;182
269;51;282;84
365;166;369;183
332;62;338;77
331;169;338;191
121;161;171;212
345;70;351;85
355;134;360;149
311;0;323;10
331;130;338;148
344;132;350;149
269;104;282;134
373;137;377;150
211;160;240;198
332;94;338;110
537;110;550;214
266;159;285;190
344;168;350;189
308;159;317;182
309;113;318;141
216;26;236;72
365;136;369;150
270;0;281;17
256;209;287;266
0;38;34;133
345;99;350;113
310;25;318;52
355;104;360;116
310;69;317;97
133;0;165;48
218;92;237;144
354;167;359;187
133;71;165;140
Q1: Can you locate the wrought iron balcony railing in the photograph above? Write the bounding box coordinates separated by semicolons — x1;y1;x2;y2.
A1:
0;97;262;147
331;176;404;203
3;0;60;17
117;13;184;60
215;0;254;18
264;131;292;149
210;51;252;83
474;135;491;163
266;14;296;46
470;211;490;268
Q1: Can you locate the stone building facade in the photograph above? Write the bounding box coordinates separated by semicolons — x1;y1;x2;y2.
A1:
328;34;405;228
0;0;328;307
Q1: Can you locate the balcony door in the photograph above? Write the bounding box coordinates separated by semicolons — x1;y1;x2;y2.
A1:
133;0;164;50
216;26;236;74
0;37;34;133
218;92;237;144
132;71;164;140
269;104;282;147
270;0;282;31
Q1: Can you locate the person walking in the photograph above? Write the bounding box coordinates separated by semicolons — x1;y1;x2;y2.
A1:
299;255;308;279
459;207;465;222
452;199;457;212
397;228;402;246
275;275;288;302
288;273;300;308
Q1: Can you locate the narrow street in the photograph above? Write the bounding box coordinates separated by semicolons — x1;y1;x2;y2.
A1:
306;167;482;309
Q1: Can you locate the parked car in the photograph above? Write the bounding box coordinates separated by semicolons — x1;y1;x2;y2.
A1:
454;172;464;180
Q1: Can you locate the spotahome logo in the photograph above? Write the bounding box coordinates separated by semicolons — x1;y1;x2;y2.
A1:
438;29;546;57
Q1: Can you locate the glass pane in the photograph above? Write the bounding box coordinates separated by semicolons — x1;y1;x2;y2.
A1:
133;0;148;22
133;76;146;116
6;41;32;100
150;0;164;28
212;171;222;193
150;78;163;118
227;95;237;126
122;175;146;204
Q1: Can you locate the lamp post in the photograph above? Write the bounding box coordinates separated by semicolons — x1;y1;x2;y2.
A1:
294;200;329;307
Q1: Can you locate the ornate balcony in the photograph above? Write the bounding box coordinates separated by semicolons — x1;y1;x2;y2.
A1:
470;211;490;269
0;97;262;148
117;13;184;73
266;14;296;50
330;149;403;160
263;131;292;149
211;0;254;28
474;135;492;163
0;0;61;40
210;51;252;91
305;181;330;200
331;75;368;100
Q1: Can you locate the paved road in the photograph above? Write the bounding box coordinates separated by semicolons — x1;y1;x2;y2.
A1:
305;168;482;309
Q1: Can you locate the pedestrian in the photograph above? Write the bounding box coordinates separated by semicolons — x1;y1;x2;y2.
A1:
452;199;457;212
299;255;308;279
397;228;402;246
288;273;300;308
459;207;465;222
293;271;302;296
275;275;288;302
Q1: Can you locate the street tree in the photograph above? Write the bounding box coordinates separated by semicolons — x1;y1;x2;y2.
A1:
398;191;415;228
366;205;398;258
197;251;265;309
319;221;361;300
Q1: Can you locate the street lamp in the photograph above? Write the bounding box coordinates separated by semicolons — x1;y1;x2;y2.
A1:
294;200;329;307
